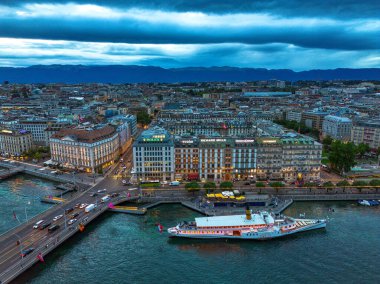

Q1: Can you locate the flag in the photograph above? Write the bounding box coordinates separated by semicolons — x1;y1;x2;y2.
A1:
13;211;16;219
37;252;45;263
127;192;131;198
157;223;163;233
78;223;85;232
108;202;115;209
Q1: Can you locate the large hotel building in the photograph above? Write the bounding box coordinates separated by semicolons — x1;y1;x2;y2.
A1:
50;125;119;173
133;127;322;183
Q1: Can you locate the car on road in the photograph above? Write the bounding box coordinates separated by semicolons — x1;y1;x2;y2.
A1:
70;212;79;219
33;220;44;229
65;208;74;214
111;193;120;198
90;192;98;197
48;224;60;233
75;203;81;208
79;203;88;209
38;222;51;230
20;247;34;257
53;215;63;222
97;189;107;193
67;219;77;225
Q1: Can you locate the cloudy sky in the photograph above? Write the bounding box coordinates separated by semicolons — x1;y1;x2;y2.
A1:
0;0;379;69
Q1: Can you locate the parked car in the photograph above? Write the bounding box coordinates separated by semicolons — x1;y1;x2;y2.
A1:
53;215;63;222
97;189;107;193
90;193;98;197
20;247;35;257
75;203;81;208
111;193;120;198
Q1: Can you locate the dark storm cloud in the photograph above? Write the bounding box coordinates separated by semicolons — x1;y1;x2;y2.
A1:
0;16;378;51
0;1;379;69
1;0;380;19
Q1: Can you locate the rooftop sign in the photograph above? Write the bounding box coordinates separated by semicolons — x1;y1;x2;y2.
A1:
200;139;226;142
235;139;254;143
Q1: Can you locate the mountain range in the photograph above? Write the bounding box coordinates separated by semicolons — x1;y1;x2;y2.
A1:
0;65;379;83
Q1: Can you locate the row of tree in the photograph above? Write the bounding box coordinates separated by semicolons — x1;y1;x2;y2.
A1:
185;181;233;193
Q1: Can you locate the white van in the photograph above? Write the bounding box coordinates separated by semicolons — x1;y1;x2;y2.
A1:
169;181;180;186
33;220;44;229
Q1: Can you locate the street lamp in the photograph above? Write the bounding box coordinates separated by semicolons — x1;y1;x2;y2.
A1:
24;201;31;223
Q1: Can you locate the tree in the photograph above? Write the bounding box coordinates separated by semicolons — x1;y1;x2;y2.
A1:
255;182;266;188
328;141;356;174
323;181;334;188
356;143;370;158
136;111;151;126
336;180;350;187
219;181;233;189
369;179;380;186
352;180;368;187
203;182;216;193
269;182;284;188
185;182;200;195
376;147;380;157
322;136;333;151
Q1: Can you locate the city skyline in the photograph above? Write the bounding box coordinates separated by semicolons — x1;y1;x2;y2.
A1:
0;0;379;70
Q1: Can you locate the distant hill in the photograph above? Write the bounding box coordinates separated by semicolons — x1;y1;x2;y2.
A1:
0;65;379;83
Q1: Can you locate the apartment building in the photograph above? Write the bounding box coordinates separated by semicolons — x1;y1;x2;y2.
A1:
322;115;352;141
351;120;380;149
0;129;33;156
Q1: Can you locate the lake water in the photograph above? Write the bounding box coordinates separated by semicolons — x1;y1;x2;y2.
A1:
10;200;380;284
0;174;58;235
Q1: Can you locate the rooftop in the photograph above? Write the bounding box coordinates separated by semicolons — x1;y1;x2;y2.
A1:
51;125;116;143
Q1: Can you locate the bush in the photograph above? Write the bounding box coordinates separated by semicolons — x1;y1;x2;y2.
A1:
369;179;380;186
219;181;233;189
255;182;266;187
336;180;350;187
352;180;368;187
269;182;284;188
323;181;334;188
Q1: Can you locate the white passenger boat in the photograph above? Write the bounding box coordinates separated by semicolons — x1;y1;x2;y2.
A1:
167;208;326;240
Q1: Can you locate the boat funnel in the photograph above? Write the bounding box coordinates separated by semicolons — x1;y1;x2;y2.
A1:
245;205;251;220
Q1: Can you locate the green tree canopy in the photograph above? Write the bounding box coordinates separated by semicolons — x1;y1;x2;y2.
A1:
219;181;233;189
328;141;356;174
323;181;335;188
352;180;368;187
136;111;151;126
255;182;266;188
269;182;284;188
355;143;370;158
369;179;380;186
185;182;200;191
336;180;350;187
203;182;216;191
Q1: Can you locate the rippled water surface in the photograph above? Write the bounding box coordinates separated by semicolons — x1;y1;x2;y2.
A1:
0;174;58;234
12;200;380;284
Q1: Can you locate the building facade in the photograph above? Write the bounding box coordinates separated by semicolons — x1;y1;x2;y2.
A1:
18;119;54;146
351;120;380;149
132;127;175;181
0;129;33;156
322;115;352;141
50;125;119;173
